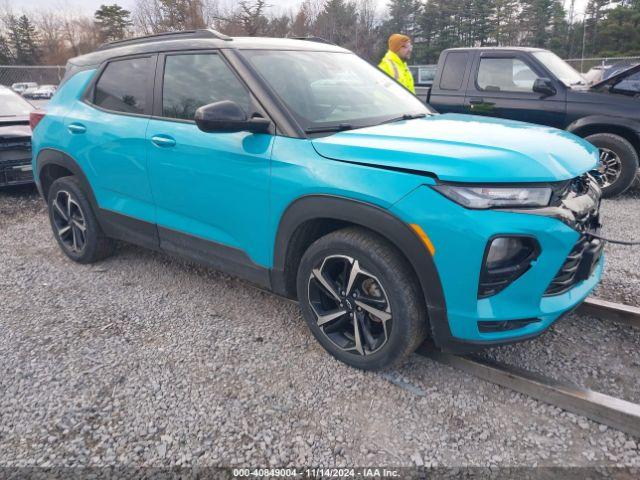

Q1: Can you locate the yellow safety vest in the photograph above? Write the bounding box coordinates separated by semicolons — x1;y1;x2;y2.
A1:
378;50;415;94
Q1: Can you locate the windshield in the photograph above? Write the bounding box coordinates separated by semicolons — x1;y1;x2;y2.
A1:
0;90;34;117
532;51;585;86
242;50;432;132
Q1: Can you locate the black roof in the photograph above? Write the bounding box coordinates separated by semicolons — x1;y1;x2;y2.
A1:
67;29;348;68
443;46;546;53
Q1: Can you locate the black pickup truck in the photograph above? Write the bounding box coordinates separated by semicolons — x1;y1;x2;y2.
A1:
425;47;640;197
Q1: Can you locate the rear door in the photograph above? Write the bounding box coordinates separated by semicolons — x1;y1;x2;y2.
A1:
65;55;157;227
464;52;566;128
146;50;274;277
428;51;470;113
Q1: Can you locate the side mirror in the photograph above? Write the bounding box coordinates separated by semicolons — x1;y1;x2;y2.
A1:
533;78;557;97
195;100;271;134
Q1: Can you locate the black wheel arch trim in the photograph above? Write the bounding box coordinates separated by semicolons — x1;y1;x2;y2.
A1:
271;194;457;350
36;148;97;203
567;115;640;140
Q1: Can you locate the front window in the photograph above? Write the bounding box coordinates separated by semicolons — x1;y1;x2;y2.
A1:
242;50;432;132
162;53;253;120
477;58;537;93
532;51;585;86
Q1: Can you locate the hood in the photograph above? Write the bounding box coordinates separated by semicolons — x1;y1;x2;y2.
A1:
311;114;598;183
0;122;31;140
590;63;640;90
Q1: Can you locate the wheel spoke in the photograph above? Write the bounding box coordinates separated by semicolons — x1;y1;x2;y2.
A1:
357;311;378;352
345;259;363;295
53;199;68;221
66;195;72;219
311;268;341;302
71;224;79;251
57;225;71;237
72;219;87;232
316;308;348;327
351;313;365;355
355;299;391;322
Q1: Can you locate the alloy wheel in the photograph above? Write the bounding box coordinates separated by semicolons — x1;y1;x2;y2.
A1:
307;255;392;356
51;190;87;253
595;148;623;189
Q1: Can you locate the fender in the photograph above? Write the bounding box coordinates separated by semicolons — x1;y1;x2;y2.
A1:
36;148;160;250
567;115;640;137
271;194;456;350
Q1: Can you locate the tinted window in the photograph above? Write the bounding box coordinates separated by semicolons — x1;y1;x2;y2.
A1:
439;52;468;90
94;57;151;114
162;54;252;120
477;58;537;92
243;50;431;131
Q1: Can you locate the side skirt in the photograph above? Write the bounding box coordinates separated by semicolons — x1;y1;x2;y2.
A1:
96;208;271;290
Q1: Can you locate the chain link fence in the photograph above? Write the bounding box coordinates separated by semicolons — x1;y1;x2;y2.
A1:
0;65;65;88
564;56;640;74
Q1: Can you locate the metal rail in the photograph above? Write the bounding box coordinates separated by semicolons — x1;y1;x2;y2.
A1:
417;348;640;438
578;297;640;329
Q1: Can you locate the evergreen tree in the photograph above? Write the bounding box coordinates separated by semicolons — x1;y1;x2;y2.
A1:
8;15;41;65
315;0;358;47
0;35;13;65
94;4;133;42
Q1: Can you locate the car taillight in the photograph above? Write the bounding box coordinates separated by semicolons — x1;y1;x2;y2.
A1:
29;110;46;131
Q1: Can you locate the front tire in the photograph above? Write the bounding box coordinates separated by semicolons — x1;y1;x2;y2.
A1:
296;227;427;370
47;176;114;263
586;133;639;198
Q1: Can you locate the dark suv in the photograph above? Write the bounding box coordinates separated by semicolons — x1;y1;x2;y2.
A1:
31;30;603;370
428;47;640;197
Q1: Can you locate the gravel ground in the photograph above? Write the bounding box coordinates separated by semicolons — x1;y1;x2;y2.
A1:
1;184;640;469
594;184;640;307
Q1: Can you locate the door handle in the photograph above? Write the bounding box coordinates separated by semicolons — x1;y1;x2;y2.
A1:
67;123;86;134
469;98;485;105
151;135;176;148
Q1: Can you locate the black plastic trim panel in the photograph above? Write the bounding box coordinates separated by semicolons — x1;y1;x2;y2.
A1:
158;226;271;289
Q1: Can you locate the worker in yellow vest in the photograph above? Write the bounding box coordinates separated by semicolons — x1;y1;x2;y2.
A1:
378;34;415;94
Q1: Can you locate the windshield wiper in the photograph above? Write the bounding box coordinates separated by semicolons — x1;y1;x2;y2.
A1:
305;123;354;134
378;113;427;125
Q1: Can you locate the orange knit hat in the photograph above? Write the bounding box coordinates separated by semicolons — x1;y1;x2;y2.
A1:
388;33;411;53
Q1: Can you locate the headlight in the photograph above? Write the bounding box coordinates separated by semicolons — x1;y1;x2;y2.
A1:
432;185;552;209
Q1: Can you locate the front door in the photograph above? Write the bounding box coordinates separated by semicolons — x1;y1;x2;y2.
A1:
146;51;274;277
464;54;566;129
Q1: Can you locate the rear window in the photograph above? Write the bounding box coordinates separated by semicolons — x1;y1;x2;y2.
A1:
0;89;34;116
439;52;468;90
94;57;151;114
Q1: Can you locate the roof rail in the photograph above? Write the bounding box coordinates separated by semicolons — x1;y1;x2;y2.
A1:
96;28;232;51
288;36;336;46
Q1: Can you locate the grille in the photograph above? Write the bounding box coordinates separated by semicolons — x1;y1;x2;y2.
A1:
0;158;33;186
0;137;32;186
544;235;603;296
544;174;603;296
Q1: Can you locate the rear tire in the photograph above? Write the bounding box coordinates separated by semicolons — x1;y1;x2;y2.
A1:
296;227;427;370
47;176;114;264
585;133;639;198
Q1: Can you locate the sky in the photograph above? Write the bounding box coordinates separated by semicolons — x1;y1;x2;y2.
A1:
9;0;589;18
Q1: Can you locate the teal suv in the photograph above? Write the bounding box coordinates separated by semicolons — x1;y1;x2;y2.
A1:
31;30;604;370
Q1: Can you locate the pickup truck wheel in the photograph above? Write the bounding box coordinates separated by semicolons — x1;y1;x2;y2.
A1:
47;176;114;264
586;133;639;198
296;227;427;370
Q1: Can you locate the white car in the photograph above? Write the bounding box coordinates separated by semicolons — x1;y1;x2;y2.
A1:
11;82;38;95
30;84;57;99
